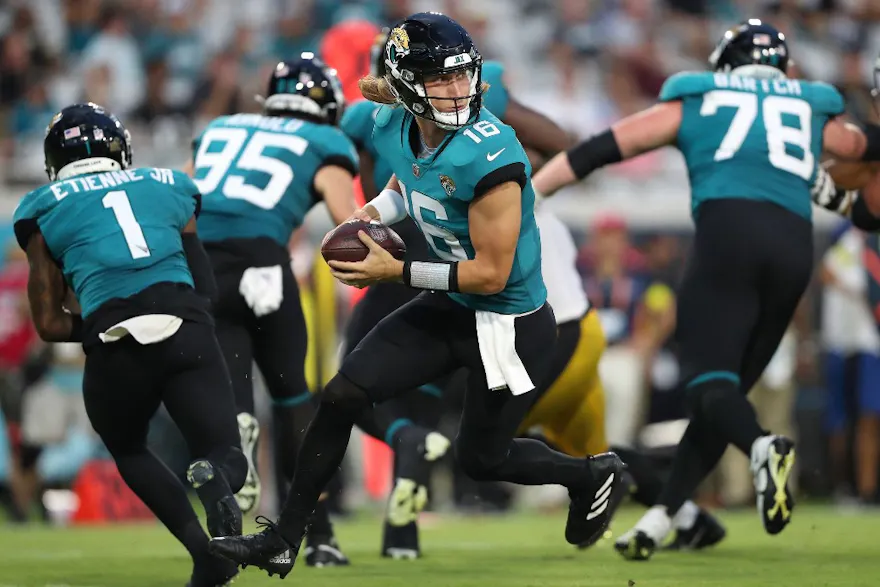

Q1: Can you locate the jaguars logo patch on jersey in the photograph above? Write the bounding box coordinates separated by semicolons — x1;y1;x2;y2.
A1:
439;174;456;197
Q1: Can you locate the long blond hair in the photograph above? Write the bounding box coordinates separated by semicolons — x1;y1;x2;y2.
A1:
358;75;491;106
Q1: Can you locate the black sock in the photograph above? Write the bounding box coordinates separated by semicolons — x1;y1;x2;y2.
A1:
306;500;335;542
272;401;318;485
277;401;356;546
477;438;591;489
611;445;664;508
113;447;209;560
658;419;727;513
693;380;765;456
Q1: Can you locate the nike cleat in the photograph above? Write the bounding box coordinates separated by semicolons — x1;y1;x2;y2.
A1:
304;536;350;567
565;452;627;547
665;509;726;551
382;520;420;560
752;435;796;535
187;459;242;538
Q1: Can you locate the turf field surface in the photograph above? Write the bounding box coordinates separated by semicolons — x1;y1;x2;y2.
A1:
0;505;876;586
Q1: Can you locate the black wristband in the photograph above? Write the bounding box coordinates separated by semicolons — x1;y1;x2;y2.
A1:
69;314;84;343
565;129;623;180
851;194;880;232
403;260;412;287
862;123;880;162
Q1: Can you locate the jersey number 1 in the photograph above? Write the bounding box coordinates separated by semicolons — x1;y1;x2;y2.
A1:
103;190;151;259
700;90;814;181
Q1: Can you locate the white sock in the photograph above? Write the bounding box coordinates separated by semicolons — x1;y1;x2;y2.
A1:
671;500;700;531
633;505;673;543
750;435;774;474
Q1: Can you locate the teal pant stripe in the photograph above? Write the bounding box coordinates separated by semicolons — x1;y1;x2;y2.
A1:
418;384;443;398
273;391;313;407
385;418;413;447
687;371;740;388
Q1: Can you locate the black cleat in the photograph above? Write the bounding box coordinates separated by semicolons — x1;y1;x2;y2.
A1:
614;529;657;561
209;516;296;579
565;452;627;547
665;509;727;551
187;460;242;538
304;536;350;567
187;553;239;587
381;520;420;560
753;435;796;535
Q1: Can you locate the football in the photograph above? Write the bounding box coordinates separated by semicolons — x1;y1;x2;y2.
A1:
321;219;406;263
826;160;880;191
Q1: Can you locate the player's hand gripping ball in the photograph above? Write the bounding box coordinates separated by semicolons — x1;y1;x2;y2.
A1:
321;220;406;288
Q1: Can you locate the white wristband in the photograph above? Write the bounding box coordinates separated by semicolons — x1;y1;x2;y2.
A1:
369;189;407;224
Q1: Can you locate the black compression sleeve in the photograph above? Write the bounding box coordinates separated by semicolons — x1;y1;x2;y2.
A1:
565;129;623;180
862;123;880;162
182;232;218;304
851;194;880;232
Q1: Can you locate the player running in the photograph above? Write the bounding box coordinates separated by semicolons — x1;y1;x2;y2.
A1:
14;103;247;587
185;54;357;567
337;25;726;558
209;12;627;578
533;20;880;560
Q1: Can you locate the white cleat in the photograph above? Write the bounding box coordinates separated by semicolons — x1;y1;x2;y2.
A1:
235;412;261;515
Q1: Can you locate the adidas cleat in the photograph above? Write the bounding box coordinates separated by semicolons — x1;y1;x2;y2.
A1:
209;516;295;579
565;452;627;547
235;412;261;515
752;435;796;535
187;459;242;538
304;537;350;567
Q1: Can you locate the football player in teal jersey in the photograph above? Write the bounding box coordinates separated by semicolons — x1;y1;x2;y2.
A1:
338;27;580;559
14;103;247;587
210;13;627;578
533;20;880;560
185;54;356;568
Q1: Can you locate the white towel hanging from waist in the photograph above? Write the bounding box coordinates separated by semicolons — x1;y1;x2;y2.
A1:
239;265;284;317
99;314;183;344
475;309;536;396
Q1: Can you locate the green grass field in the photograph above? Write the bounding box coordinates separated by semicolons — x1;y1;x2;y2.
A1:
0;505;877;587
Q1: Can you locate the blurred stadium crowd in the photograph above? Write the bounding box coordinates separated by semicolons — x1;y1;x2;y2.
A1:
1;0;880;524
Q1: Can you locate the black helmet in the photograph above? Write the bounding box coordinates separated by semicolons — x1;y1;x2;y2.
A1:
263;53;346;125
383;12;483;129
371;27;390;78
709;20;789;76
44;102;132;181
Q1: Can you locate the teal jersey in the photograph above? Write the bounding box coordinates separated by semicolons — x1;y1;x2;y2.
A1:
192;114;359;246
13;168;197;318
481;61;510;120
340;100;392;195
372;106;546;314
660;71;845;220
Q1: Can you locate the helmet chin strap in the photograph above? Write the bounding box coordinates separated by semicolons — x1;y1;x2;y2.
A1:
55;157;122;181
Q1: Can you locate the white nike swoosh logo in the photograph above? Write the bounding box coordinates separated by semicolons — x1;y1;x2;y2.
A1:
487;149;506;161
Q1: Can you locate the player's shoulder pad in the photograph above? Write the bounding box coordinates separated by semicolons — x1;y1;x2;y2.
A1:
143;168;200;218
192;116;229;152
340;100;380;141
13;184;56;250
449;114;529;201
659;71;715;102
804;80;845;117
374;104;403;129
310;123;359;176
481;61;510;119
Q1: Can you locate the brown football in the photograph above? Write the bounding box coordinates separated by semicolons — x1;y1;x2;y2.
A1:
320;220;406;263
826;160;880;191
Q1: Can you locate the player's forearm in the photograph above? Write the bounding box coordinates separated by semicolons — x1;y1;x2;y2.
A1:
531;151;578;197
456;258;511;295
533;129;624;197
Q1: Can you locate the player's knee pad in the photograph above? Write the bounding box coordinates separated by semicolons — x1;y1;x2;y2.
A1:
685;375;740;422
210;445;248;493
319;373;372;417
